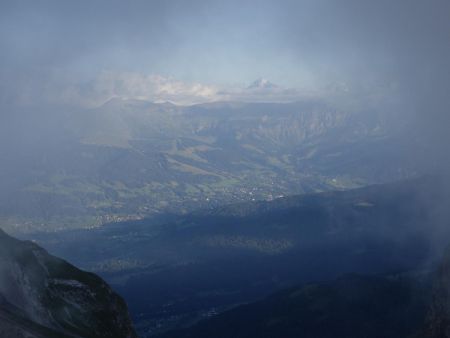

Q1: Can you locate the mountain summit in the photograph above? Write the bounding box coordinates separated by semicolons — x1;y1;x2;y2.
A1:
247;78;278;89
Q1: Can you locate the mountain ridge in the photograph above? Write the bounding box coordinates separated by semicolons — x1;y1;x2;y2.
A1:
0;228;137;338
156;244;450;338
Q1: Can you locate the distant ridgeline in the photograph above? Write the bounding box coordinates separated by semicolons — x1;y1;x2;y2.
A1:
0;229;137;338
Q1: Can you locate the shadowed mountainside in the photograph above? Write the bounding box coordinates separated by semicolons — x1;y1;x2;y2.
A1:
161;245;450;338
160;272;432;338
0;229;137;338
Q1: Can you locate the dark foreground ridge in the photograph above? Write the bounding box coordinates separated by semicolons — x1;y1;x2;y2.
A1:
0;229;137;338
161;246;450;338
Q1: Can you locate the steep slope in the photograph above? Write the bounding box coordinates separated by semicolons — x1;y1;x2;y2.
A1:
0;229;137;338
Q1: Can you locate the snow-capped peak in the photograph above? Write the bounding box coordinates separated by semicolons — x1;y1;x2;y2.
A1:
247;78;278;90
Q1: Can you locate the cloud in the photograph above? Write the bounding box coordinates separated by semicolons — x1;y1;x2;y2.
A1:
218;79;320;103
43;72;220;106
31;71;321;107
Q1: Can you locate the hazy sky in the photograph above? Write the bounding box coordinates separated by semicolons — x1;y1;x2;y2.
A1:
1;0;450;110
1;1;326;86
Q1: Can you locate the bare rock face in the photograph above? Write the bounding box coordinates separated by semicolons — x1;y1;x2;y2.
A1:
0;229;137;338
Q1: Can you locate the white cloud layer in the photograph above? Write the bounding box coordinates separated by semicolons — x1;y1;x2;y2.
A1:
55;72;219;106
52;72;320;107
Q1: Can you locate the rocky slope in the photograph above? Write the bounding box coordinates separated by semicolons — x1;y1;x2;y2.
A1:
0;229;137;338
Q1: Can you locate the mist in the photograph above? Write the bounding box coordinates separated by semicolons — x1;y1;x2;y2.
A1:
3;2;450;337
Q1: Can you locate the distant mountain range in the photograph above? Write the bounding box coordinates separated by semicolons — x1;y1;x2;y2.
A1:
0;99;420;233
